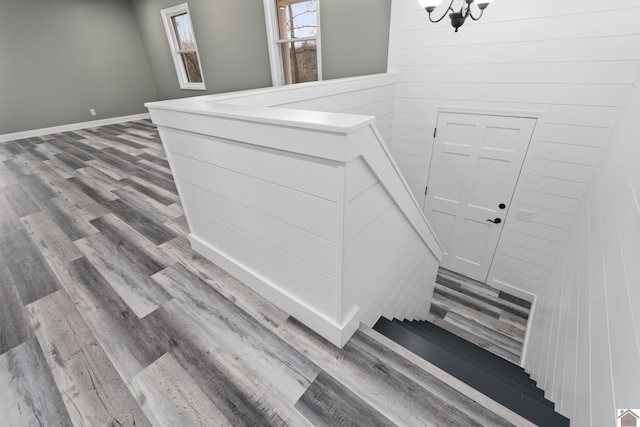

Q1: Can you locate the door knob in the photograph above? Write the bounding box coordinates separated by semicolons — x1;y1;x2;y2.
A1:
487;218;502;224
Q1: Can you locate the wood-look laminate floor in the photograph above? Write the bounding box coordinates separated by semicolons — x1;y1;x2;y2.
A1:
0;121;533;426
428;269;532;364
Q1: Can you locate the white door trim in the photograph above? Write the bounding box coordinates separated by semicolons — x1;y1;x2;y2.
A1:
434;105;546;120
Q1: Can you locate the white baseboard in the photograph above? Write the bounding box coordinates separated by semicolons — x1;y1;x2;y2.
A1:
189;234;361;348
0;113;151;142
518;294;537;369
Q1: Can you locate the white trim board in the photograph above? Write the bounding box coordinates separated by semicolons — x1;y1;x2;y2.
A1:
519;294;537;368
433;105;546;119
0;113;151;142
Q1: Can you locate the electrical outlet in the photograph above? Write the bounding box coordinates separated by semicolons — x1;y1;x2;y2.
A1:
89;109;96;116
516;209;534;222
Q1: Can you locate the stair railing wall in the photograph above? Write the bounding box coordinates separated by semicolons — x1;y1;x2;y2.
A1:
146;75;442;347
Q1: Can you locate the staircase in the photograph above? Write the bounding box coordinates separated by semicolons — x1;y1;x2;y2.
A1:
373;318;570;426
428;268;530;364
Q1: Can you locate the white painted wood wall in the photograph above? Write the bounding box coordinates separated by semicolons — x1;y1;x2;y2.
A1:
387;0;640;297
523;65;640;426
146;75;442;347
203;73;397;146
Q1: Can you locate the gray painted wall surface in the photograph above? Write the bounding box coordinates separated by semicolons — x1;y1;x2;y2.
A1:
131;0;391;100
0;0;159;134
0;0;392;134
321;0;391;80
130;0;273;101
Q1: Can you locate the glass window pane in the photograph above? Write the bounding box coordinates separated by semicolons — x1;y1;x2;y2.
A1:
180;52;202;83
171;13;196;50
280;40;317;84
276;0;317;39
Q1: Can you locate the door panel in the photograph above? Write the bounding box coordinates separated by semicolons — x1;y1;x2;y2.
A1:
424;113;536;282
429;210;456;253
437;152;468;203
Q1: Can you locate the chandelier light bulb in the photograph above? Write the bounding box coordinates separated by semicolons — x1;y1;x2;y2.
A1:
417;0;444;7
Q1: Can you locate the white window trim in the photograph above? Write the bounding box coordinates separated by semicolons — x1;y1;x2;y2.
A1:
263;0;322;86
160;3;206;90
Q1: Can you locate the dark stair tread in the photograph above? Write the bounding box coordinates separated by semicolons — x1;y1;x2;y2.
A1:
396;320;544;399
407;319;532;380
373;318;569;427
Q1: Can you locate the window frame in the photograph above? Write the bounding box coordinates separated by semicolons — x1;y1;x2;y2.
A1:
160;3;206;90
263;0;322;86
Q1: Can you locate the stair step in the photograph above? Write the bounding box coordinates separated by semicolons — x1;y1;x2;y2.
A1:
431;292;526;341
427;314;522;367
400;320;540;392
395;320;544;400
437;269;501;299
436;271;530;319
407;319;527;374
499;311;527;331
434;283;503;317
443;311;523;356
374;318;569;427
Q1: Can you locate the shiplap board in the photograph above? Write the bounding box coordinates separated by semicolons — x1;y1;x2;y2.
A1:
395;98;620;128
276;84;396;112
396;81;627;107
523;64;640;424
275;84;397;145
162;127;340;202
187;207;338;319
399;61;639;85
347;204;404;270
348;220;433;326
169;154;339;242
342;154;438;326
345;157;378;201
532;141;602;166
179;182;338;277
345;183;394;241
522;175;586;200
527;159;593;183
400;42;640;68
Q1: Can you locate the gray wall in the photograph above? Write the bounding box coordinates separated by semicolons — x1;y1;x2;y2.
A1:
0;0;392;134
321;0;391;80
131;0;391;99
130;0;274;100
0;0;159;134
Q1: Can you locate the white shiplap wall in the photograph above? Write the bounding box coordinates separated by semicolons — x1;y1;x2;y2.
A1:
210;74;398;146
148;80;444;346
160;127;342;318
523;66;640;425
275;84;397;146
389;0;640;295
343;157;439;325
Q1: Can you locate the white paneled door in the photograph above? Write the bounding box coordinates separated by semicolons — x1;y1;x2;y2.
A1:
424;112;536;282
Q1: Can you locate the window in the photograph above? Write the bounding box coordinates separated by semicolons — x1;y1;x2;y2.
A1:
161;3;205;90
264;0;321;86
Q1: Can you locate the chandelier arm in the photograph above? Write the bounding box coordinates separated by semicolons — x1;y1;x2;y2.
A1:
468;5;485;21
426;0;456;23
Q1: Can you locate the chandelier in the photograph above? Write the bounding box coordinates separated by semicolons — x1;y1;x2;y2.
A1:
417;0;494;32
